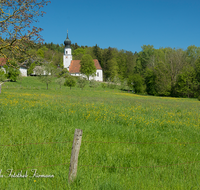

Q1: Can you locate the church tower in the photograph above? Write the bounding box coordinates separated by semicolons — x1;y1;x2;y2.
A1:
63;31;72;70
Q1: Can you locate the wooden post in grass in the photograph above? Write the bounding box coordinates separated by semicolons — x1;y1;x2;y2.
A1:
68;129;83;183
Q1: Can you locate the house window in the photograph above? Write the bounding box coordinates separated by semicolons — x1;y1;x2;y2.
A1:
97;72;99;77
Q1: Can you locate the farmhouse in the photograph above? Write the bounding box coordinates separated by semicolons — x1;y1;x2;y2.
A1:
0;58;27;77
63;32;103;81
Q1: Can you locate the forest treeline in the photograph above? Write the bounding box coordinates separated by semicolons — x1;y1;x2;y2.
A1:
2;38;200;98
36;42;200;98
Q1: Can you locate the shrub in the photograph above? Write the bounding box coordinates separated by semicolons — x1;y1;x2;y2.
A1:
198;95;200;101
101;83;107;89
77;77;87;90
89;79;98;88
64;76;76;90
0;68;6;82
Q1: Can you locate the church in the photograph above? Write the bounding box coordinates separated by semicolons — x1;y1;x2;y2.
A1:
63;32;103;82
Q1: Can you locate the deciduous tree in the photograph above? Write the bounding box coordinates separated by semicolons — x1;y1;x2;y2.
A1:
64;76;76;90
80;54;96;80
0;0;50;65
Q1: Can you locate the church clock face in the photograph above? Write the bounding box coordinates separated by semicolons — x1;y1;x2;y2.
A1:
66;56;68;58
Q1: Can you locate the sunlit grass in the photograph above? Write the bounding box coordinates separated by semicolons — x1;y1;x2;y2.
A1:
0;77;200;189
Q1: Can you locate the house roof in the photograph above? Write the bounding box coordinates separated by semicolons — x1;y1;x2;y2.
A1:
0;58;6;66
69;59;102;73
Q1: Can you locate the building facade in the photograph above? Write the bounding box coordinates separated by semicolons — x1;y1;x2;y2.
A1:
63;32;103;82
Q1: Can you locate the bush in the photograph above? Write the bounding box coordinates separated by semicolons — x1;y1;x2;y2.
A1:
7;67;20;82
89;79;98;88
64;76;76;90
101;83;107;89
198;95;200;101
77;77;87;90
0;68;6;82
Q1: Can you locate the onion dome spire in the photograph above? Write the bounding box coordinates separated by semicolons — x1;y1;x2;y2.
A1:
64;30;71;48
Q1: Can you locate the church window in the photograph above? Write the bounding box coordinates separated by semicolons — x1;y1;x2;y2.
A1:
97;72;99;77
66;51;68;54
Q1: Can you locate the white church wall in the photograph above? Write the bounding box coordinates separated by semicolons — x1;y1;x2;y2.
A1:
70;70;103;82
95;70;103;82
19;67;27;77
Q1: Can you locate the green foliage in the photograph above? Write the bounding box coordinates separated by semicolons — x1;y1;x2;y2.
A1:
57;68;69;78
128;74;145;93
89;79;98;88
55;77;65;89
175;66;198;98
101;83;107;89
7;67;20;82
37;63;55;90
106;58;118;80
80;54;96;80
72;47;86;60
64;76;76;89
37;48;45;58
145;68;157;95
120;79;128;91
3;59;20;82
77;77;87;90
0;68;6;82
195;57;200;83
198;95;200;101
106;78;116;89
27;62;36;75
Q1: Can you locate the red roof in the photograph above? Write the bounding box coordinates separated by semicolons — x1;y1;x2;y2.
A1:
69;59;102;74
0;58;6;66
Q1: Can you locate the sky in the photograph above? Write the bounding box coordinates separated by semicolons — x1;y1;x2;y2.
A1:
35;0;200;53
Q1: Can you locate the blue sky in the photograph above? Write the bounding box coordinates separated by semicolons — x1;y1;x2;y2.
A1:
36;0;200;53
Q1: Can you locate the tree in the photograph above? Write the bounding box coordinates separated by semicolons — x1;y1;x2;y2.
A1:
64;76;76;90
175;65;197;98
36;63;55;90
27;62;36;75
55;77;65;89
77;77;87;90
166;48;186;96
106;58;118;80
72;47;86;60
3;59;20;82
80;54;96;80
0;0;50;65
57;68;69;78
128;74;145;93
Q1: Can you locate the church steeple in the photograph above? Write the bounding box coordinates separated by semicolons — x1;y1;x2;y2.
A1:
63;30;72;70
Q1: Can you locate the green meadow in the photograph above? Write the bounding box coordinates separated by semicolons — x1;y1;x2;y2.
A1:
0;77;200;190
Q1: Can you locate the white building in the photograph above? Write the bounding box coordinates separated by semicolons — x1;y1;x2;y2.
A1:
63;32;103;82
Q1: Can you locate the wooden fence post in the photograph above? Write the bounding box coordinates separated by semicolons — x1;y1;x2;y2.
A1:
68;129;83;183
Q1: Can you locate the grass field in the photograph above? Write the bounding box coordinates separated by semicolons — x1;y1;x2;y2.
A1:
0;77;200;190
